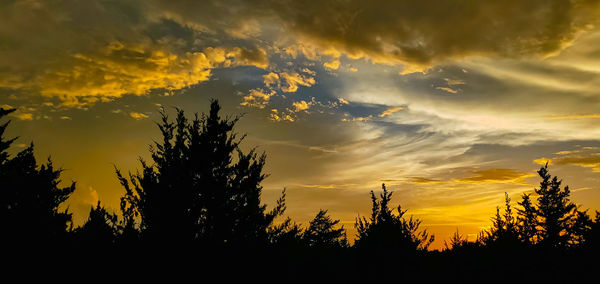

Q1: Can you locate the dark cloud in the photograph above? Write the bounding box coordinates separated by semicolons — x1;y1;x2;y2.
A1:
266;0;599;65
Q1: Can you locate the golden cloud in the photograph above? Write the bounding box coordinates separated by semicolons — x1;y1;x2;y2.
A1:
455;168;534;184
409;177;443;184
2;30;269;108
280;71;316;93
269;109;295;122
263;72;280;88
323;60;340;70
436;87;458;94
292;100;311;112
379;106;403;118
240;89;275;109
15;113;34;121
129;112;149;120
535;147;600;172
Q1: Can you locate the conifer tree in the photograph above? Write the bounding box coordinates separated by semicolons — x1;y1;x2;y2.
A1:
0;107;75;247
76;201;117;246
534;164;577;248
517;193;538;244
302;209;348;248
485;193;520;246
116;100;285;247
354;183;433;252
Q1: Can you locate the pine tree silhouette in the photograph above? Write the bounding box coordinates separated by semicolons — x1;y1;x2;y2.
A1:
75;201;117;247
483;193;521;247
532;164;579;249
302;209;348;248
516;192;538;244
354;183;433;252
0;107;75;250
115;100;285;248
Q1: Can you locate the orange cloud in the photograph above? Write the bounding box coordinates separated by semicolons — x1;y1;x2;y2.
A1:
455;168;534;184
280;71;316;93
379;106;403;117
292;100;311;112
409;177;443;184
129;112;149;120
240;89;276;108
535;147;600;172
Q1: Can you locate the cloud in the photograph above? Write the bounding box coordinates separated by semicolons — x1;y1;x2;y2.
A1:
338;98;350;105
129;112;149;120
240;89;275;108
292;100;311;112
323;60;341;70
300;184;336;189
379;106;403;118
270;0;600;67
409;177;443;184
263;72;280;88
0;1;272;108
534;147;600;172
15;113;34;121
269;109;295;122
280;71;316;93
454;168;534;184
444;78;465;86
436;87;458;94
548;114;600;120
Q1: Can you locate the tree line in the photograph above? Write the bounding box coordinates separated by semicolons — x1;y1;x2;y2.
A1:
2;101;599;280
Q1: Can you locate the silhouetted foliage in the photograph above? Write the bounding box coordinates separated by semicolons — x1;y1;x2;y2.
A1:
533;163;580;249
0;107;75;248
354;183;434;252
302;209;348;248
115;100;285;247
482;193;521;247
5;102;600;281
516;192;537;244
75;201;117;247
444;229;480;252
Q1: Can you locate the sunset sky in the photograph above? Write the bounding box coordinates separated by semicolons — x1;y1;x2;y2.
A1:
2;0;600;249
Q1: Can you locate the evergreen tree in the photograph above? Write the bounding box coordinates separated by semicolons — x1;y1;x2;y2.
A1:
484;193;520;246
516;193;538;244
302;209;348;248
444;229;472;251
267;217;304;248
116;100;285;247
0;107;75;247
354;183;434;252
533;164;577;249
75;201;117;246
267;190;304;248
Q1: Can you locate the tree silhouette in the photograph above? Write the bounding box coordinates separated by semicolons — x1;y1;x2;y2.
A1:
75;201;117;247
302;209;348;248
444;229;473;251
483;193;521;247
516;192;538;244
531;164;579;249
354;183;434;252
116;100;285;247
0;107;75;248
